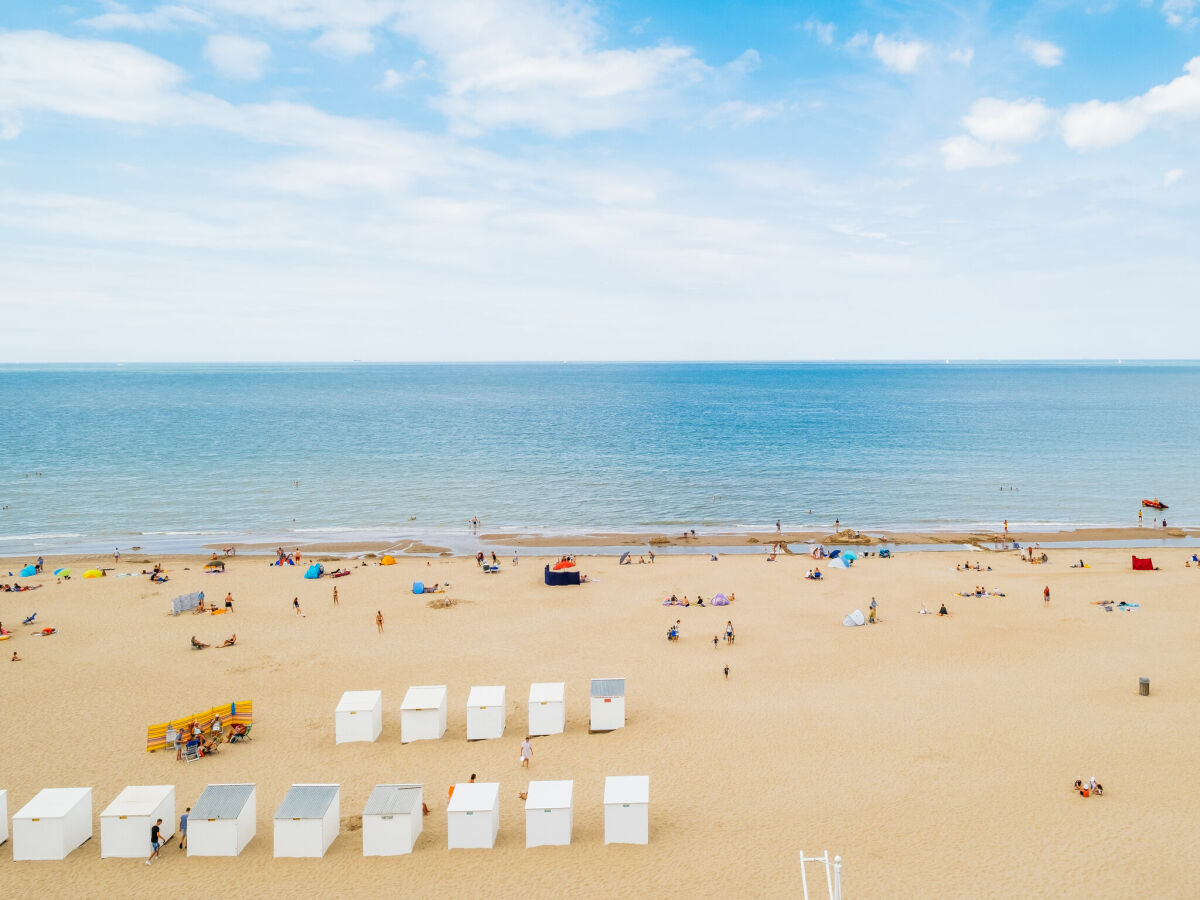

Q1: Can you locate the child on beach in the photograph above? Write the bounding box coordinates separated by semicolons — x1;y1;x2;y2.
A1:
724;665;730;679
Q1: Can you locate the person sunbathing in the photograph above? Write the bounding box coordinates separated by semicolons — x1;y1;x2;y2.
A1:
226;722;248;740
191;636;210;649
218;634;236;647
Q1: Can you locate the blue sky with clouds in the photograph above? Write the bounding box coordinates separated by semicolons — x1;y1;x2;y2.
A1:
1;1;1198;361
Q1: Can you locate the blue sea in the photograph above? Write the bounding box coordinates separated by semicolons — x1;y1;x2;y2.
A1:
1;362;1197;555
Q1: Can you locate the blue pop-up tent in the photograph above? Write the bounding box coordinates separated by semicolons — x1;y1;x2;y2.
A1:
19;564;36;577
304;563;324;579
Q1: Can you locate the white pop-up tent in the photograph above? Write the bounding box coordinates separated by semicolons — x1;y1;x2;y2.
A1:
528;682;565;736
524;780;573;848
273;784;340;858
100;785;175;858
188;784;256;857
0;789;7;846
401;685;448;743
447;782;500;849
842;609;865;627
12;788;93;861
362;784;423;856
590;677;626;732
466;685;506;740
604;775;649;845
335;690;383;744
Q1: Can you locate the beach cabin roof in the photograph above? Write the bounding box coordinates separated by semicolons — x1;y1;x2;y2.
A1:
447;783;499;814
401;685;447;709
101;786;173;818
363;785;422;817
16;788;91;819
192;784;255;820
336;690;381;712
604;776;649;806
528;682;564;703
525;780;573;811
274;785;338;820
591;678;625;698
467;685;505;707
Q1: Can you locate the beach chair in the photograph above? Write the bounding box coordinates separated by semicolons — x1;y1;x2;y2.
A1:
22;612;36;625
182;740;203;762
228;723;253;743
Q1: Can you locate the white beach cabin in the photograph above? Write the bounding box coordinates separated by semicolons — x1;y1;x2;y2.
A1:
604;775;649;845
362;784;423;856
590;677;626;732
0;789;8;846
335;690;383;744
12;788;93;861
401;685;448;743
527;682;565;736
273;784;340;858
100;785;175;858
466;685;506;740
446;782;500;849
187;784;256;857
524;780;573;848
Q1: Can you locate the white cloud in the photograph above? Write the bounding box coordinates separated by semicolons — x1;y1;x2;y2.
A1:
804;18;836;46
724;48;760;76
1061;99;1148;150
0;112;20;140
940;134;1018;170
391;1;711;136
872;34;929;74
204;34;271;81
1164;167;1185;186
379;59;426;90
1161;0;1198;28
949;47;974;65
963;98;1053;144
193;0;403;31
709;100;784;125
1019;38;1064;68
79;3;211;31
845;31;869;50
311;28;375;58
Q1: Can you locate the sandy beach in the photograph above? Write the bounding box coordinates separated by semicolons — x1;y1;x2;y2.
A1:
2;546;1198;898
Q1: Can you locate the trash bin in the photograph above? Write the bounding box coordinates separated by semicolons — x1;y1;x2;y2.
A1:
1139;677;1150;696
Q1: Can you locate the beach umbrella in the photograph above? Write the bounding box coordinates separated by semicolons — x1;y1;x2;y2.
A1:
82;569;103;578
53;567;71;577
18;564;36;577
842;551;858;561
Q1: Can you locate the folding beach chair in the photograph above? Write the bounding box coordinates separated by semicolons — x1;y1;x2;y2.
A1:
22;612;36;625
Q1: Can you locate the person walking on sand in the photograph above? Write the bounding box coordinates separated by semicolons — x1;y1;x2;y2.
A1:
713;634;719;649
146;818;164;865
1044;586;1050;606
178;808;189;850
224;592;234;613
114;547;120;564
293;597;301;616
725;621;734;643
724;664;730;680
520;736;533;768
332;586;338;606
376;610;384;633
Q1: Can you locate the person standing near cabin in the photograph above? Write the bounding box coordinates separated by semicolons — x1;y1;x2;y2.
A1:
146;819;164;865
520;737;533;768
178;808;189;850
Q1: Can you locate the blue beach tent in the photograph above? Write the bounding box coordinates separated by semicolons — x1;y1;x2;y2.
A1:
413;582;425;594
19;564;36;577
304;563;324;579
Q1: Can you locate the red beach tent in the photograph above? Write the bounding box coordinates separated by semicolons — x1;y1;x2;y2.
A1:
1131;556;1154;571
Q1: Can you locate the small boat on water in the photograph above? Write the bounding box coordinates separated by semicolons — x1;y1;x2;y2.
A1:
1142;498;1168;510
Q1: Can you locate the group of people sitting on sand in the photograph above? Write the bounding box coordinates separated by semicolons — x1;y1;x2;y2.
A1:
1073;777;1103;797
918;603;951;616
805;569;822;580
172;716;249;759
958;586;1006;597
956;561;992;572
662;592;734;607
190;634;236;649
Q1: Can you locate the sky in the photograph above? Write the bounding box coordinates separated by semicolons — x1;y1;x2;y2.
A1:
1;0;1198;361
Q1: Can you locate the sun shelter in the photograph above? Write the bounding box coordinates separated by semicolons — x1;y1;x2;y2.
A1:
590;678;626;732
274;784;340;858
401;685;447;743
0;790;7;845
380;555;396;565
188;784;256;857
170;591;204;615
1132;556;1154;571
83;569;103;578
528;682;565;736
544;564;581;586
842;609;866;627
18;564;36;577
827;556;849;569
525;780;573;848
12;788;93;860
447;782;500;849
304;563;323;579
466;685;506;740
604;776;649;845
100;785;174;858
335;690;383;744
362;784;423;856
